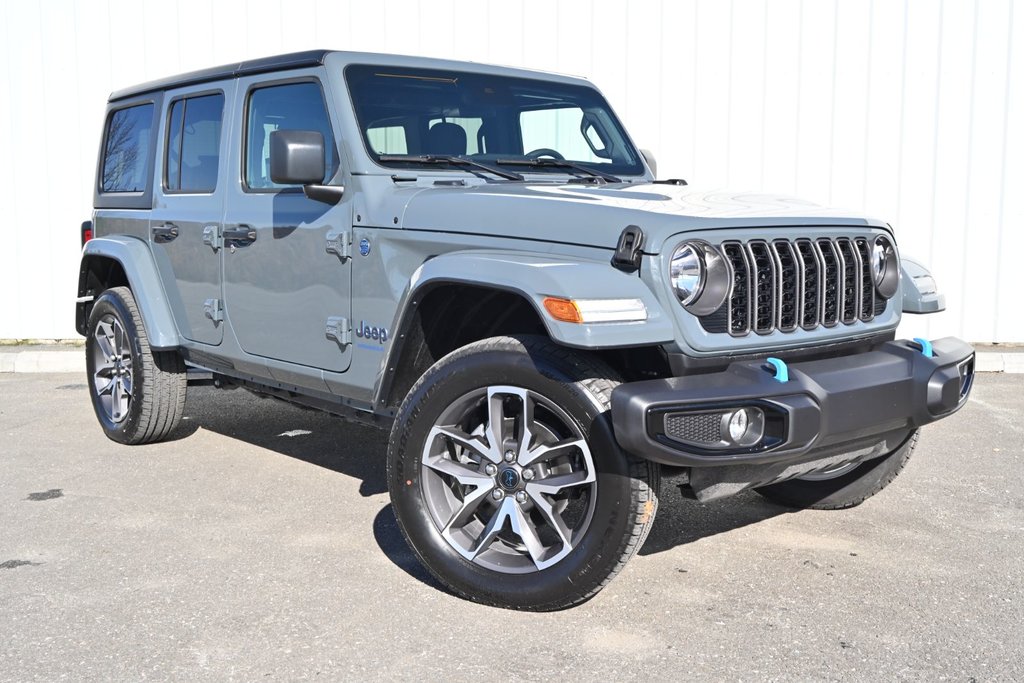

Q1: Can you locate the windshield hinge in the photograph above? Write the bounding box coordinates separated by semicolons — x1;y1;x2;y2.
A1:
612;225;645;272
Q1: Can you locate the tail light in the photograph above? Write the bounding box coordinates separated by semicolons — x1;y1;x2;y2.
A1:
81;220;93;246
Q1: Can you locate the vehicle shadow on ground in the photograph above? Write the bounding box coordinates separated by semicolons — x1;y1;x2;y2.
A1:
177;386;792;583
639;479;792;556
176;385;441;587
177;384;390;496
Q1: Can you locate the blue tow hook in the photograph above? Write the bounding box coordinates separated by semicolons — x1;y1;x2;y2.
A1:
765;357;789;383
912;337;934;358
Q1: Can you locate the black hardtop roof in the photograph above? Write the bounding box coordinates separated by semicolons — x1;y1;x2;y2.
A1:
108;49;332;102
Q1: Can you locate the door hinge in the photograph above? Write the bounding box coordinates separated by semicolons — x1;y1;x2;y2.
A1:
325;231;352;261
203;298;224;323
325;316;352;346
202;225;223;252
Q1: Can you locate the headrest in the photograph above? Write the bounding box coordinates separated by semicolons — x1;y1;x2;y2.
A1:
424;121;467;155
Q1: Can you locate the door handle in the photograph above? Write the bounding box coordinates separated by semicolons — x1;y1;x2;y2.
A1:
223;225;257;247
152;223;179;243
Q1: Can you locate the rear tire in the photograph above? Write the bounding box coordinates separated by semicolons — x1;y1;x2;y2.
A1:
85;286;187;444
755;430;919;510
387;335;659;611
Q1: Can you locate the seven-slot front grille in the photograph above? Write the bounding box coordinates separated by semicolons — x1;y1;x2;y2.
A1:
701;236;887;337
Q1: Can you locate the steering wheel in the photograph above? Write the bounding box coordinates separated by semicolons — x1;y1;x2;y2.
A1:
525;148;565;161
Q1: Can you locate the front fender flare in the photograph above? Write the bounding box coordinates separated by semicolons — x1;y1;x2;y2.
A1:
405;251;676;349
901;256;946;314
78;236;181;349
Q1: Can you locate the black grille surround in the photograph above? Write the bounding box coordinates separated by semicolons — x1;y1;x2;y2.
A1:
700;236;888;337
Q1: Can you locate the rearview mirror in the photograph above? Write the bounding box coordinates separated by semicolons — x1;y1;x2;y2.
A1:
270;129;326;185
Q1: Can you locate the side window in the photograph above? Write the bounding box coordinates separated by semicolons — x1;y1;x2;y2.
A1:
101;103;155;193
245;82;337;190
165;93;224;193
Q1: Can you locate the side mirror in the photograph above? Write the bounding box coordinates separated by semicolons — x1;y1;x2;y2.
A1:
270;129;326;185
639;149;658;179
269;130;344;204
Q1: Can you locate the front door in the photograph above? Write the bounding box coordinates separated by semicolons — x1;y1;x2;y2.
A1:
221;75;352;373
150;85;233;345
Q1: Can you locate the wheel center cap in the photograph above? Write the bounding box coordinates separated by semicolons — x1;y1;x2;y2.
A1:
498;467;521;491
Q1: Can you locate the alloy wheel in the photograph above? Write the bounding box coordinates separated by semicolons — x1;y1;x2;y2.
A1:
420;385;597;573
91;314;134;423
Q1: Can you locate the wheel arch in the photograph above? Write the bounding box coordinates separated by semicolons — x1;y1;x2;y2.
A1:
77;236;181;350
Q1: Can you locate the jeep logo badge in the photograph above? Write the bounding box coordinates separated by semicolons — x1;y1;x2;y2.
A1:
355;320;388;344
498;468;521;491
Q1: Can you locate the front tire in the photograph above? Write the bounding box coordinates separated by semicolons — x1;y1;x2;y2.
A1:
85;286;186;444
755;430;919;510
387;336;659;611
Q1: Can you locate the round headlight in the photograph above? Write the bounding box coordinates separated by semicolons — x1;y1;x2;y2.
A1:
871;235;899;299
669;241;732;315
670;244;706;305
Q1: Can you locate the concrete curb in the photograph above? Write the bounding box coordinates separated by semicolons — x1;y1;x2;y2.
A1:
0;347;1021;374
0;350;86;374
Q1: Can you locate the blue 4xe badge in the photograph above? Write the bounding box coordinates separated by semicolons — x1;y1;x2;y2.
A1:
359;238;371;256
355;320;388;344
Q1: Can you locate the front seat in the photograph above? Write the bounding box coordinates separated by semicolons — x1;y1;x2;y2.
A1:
424;121;467;156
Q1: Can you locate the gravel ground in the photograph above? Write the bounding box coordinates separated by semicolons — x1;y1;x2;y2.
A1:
1;373;1021;681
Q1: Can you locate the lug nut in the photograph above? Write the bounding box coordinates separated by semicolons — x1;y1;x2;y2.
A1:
485;463;498;476
514;491;528;504
522;468;535;481
503;449;516;463
491;489;505;501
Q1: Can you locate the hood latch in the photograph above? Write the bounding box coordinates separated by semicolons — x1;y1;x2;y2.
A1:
611;225;645;272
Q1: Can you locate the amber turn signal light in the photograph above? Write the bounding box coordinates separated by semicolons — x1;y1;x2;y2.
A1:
542;297;584;324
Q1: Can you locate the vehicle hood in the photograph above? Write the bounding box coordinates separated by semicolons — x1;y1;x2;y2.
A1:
395;181;889;253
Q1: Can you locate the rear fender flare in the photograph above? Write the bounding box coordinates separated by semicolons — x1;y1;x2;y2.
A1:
78;236;181;349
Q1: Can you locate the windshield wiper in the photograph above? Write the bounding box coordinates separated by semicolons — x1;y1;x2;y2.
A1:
495;158;622;184
378;154;523;181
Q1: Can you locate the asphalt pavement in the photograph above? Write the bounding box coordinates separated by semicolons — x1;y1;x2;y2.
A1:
1;372;1021;681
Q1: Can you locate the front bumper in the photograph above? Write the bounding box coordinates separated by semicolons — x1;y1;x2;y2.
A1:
611;337;975;468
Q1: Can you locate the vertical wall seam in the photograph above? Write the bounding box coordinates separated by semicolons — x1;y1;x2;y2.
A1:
958;0;981;336
38;2;53;333
827;0;839;205
794;0;804;191
690;2;698;179
725;0;735;187
758;0;769;189
895;0;909;230
925;0;945;280
861;0;875;208
993;0;1015;341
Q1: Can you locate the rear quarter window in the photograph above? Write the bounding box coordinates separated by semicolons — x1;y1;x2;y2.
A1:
101;103;155;193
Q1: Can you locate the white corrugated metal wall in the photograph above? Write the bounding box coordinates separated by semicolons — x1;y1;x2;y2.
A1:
0;0;1020;342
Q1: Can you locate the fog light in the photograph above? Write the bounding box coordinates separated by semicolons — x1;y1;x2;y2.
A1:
728;409;748;441
721;407;765;447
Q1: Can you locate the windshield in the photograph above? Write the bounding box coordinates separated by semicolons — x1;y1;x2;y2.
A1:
345;64;645;177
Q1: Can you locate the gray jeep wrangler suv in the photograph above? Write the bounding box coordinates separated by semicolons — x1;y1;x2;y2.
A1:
78;50;975;611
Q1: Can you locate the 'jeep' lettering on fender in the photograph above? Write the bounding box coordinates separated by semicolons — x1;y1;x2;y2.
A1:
355;320;388;344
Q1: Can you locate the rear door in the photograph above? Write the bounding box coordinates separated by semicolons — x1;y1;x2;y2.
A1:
149;84;234;345
221;73;353;373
